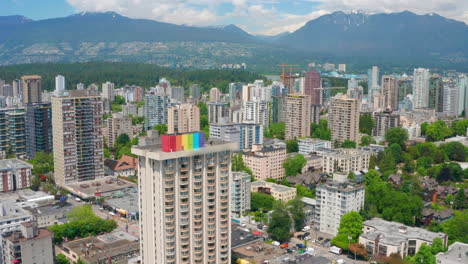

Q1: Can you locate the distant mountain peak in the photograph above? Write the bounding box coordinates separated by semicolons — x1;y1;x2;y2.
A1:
0;15;33;26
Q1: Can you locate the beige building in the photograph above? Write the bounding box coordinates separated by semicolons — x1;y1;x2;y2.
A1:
243;145;287;181
285;94;311;140
329;93;360;143
167;103;200;134
1;221;54;264
106;112;132;147
321;148;371;174
102;81;115;101
52;90;105;187
436;242;468;264
251;181;297;202
373;110;400;137
209;87;221;101
381;75;398;110
132;133;237;264
359;218;448;258
21;75;42;104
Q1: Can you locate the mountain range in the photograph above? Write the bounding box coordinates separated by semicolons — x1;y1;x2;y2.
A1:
0;11;467;71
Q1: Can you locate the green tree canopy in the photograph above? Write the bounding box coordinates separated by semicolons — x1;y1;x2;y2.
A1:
385;127;409;149
283;154;307;177
232;153;253;177
443;142;467;161
426;120;452;142
267;202;292;242
359;113;374;135
341;140;357;148
386;143;403;163
311;119;331;140
451;119;468;136
360;135;375;146
288;199;306;232
286;140;299;153
331;211;363;250
296;184;315;198
264;122;285;140
56;254;71;264
153;124;168;135
251;192;275;212
29;151;54;175
453;188;466;210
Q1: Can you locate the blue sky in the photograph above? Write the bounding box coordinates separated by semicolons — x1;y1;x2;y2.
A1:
1;0;466;35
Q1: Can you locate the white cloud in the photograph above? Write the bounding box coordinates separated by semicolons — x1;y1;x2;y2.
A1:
66;0;468;35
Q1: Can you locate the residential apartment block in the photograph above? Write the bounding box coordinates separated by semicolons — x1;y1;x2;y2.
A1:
167;103;200;134
207;101;229;124
209;123;263;151
52;91;105;187
243;145;287;181
359;218;448;258
321;148;371;174
315;181;365;235
21;75;42;105
231;172;251;216
298;138;332;155
373;110;400;137
132;132;237;264
106;112;133;147
1;221;54;264
145;89;169;130
0;159;32;193
251;181;297;202
243;101;269;128
285;94;311;140
436;242;468;264
329;93;360;143
25;103;53;159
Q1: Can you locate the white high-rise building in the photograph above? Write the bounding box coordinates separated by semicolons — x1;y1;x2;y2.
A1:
413;68;431;109
243;101;269;128
102;81;115;101
231;171;251;217
132;132;237;264
443;80;459;117
54;75;65;96
458;74;467;116
315;181;365;235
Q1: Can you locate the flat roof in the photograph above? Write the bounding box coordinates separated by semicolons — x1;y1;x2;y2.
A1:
104;186;139;213
436;242;468;263
252;181;296;193
363;218;447;245
231;225;263;249
0;159;32;171
64;176;136;199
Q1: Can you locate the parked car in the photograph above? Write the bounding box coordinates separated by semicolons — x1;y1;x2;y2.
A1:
287;248;295;254
296;243;306;249
297;235;304;240
272;241;281;246
318;237;324;241
303;232;310;237
280;243;289;248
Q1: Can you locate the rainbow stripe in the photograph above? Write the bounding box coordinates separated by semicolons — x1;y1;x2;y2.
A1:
161;132;205;152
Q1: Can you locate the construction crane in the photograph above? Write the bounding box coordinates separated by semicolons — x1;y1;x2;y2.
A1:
277;64;300;84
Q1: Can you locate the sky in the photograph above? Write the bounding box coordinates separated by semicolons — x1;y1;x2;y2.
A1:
1;0;467;35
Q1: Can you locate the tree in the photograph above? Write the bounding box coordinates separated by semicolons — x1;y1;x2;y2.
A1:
402;153;416;174
265;178;277;183
451;119;468;136
311;119;331;140
288;199;306;231
29;151;54;175
30;176;42;191
251;192;275;212
445;194;454;207
56;254;71;264
360;135;375;146
232;153;253;177
379;153;397;174
443;142;466;161
264;122;285;139
426;120;452;142
197;101;208;116
349;243;367;259
430;238;446;255
331;212;363;250
341;140;356;148
364;169;381;186
369;155;377;170
296;184;315;198
386;143;403;163
385;127;409;149
359;113;374;135
283;154;307;177
286;140;299;153
153;124;167;135
453;188;466;210
76;259;88;264
434;211;468;244
421;122;429;136
413;244;435;264
267;202;292;242
115;133;130;146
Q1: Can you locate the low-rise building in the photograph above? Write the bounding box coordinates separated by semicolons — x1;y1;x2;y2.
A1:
57;231;139;264
243;145;287;181
104;155;138;177
231;172;251;216
251;181;296;202
0;159;33;193
1;221;55;264
321;148;371;174
359;218;448;258
298;138;332;155
315;181;365;235
209;122;263;150
436;242;468;264
23;202;74;228
302;155;322;173
0;200;33;234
